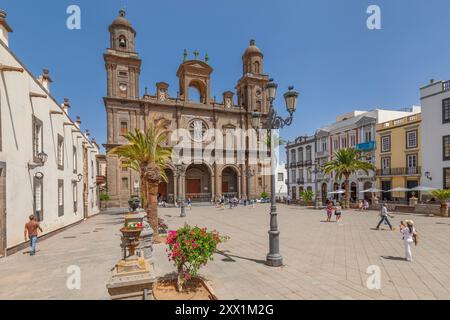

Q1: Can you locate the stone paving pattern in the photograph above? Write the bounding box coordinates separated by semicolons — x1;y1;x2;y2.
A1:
0;205;449;300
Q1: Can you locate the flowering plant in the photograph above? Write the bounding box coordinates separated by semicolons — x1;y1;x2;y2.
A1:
166;224;228;291
158;218;169;234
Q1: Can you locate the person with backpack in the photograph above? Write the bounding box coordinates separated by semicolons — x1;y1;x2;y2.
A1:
375;202;394;231
400;220;418;262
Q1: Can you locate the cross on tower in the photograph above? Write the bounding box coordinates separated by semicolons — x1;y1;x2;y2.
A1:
193;50;200;60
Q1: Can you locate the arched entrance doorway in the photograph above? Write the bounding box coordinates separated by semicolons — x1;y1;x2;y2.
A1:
321;183;328;205
185;164;212;202
158;169;174;204
221;167;238;198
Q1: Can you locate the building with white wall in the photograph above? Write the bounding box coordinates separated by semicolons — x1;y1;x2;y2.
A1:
275;162;287;199
285;135;316;201
315;107;421;204
420;79;450;189
0;10;100;256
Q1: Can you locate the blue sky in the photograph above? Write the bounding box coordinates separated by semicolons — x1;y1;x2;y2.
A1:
3;0;450;156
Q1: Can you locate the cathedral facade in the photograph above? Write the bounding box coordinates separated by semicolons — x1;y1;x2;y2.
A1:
103;10;273;207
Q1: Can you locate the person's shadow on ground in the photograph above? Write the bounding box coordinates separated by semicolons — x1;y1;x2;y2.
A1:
381;256;406;261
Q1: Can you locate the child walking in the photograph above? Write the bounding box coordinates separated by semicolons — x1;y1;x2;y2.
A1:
326;201;333;222
334;202;343;222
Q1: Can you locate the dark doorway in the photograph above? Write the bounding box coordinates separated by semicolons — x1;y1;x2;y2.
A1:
321;183;328;205
381;181;392;201
406;180;419;200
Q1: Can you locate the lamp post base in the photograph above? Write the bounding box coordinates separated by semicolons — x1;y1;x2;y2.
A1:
180;203;186;218
266;253;283;267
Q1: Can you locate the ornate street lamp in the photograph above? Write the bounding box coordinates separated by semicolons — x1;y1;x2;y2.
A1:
253;80;299;268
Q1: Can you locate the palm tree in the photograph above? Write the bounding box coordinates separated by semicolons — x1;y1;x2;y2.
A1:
109;119;172;242
322;148;375;208
431;189;450;217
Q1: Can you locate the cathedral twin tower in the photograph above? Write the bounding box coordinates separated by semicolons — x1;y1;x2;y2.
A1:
104;9;273;207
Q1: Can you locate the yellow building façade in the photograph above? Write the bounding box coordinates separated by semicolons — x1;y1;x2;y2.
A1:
376;113;421;202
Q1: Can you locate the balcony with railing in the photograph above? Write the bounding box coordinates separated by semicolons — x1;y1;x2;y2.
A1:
296;178;305;185
296;161;304;167
376;167;421;176
356;141;376;151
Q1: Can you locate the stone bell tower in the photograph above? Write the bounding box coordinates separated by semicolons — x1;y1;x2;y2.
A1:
236;40;270;114
104;9;141;100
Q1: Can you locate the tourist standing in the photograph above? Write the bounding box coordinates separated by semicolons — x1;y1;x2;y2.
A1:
400;220;417;262
376;203;394;231
287;194;291;206
334;202;343;222
326;201;333;222
363;199;370;211
187;198;192;210
24;215;43;256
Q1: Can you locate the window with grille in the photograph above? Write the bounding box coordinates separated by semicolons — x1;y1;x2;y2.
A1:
444;168;450;189
58;180;64;217
57;135;64;170
406;130;418;149
120;122;128;135
444;135;450;161
34;178;43;222
73;182;78;213
32;116;43;162
73;146;78;173
381;135;391;153
443;99;450;124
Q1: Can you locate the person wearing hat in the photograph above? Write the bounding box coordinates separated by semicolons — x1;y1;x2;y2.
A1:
400;220;416;262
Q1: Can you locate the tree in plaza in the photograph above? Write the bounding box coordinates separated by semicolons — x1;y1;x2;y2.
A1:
322;148;375;208
431;189;450;217
109;119;172;243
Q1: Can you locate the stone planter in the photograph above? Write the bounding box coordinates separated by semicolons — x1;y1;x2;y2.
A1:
153;277;217;300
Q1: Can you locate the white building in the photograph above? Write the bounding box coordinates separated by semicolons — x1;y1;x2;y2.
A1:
0;10;100;256
275;162;287;199
315;107;421;204
420;79;450;189
285;135;316;201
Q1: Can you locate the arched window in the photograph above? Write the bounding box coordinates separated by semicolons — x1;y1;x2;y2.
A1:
253;61;260;74
187;80;206;104
189;120;208;142
188;86;201;103
118;35;127;49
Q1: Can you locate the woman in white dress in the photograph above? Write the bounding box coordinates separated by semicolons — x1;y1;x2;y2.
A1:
400;220;416;262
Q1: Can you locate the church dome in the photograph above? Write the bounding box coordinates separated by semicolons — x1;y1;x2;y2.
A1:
110;9;134;30
244;39;262;56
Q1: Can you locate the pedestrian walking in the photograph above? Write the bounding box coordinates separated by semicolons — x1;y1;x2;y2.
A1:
24;215;43;256
326;201;333;222
334;202;343;222
187;198;192;210
400;220;417;262
376;203;394;231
